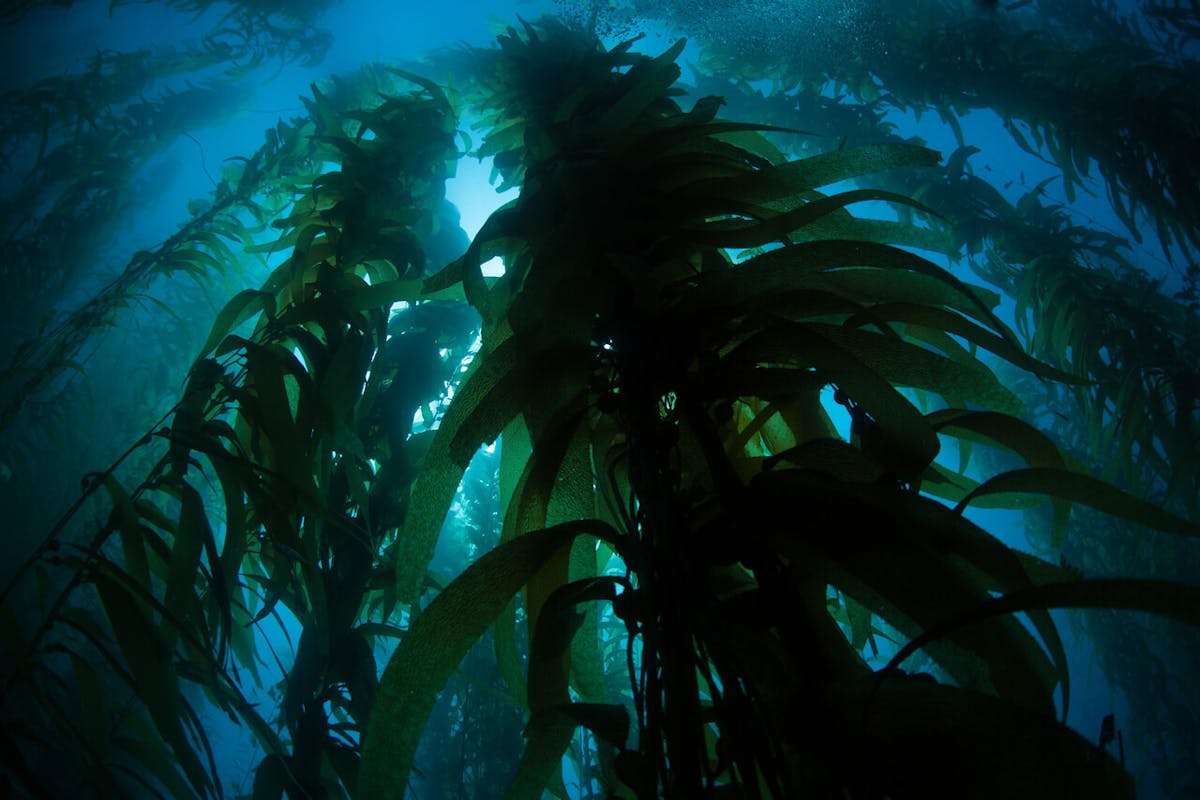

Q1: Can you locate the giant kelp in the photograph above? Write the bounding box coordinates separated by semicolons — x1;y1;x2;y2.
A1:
0;19;365;576
2;69;472;797
590;0;1200;261
354;22;1200;798
666;43;1200;790
3;13;1200;800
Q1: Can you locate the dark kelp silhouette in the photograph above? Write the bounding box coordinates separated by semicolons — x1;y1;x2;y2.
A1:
2;14;1199;800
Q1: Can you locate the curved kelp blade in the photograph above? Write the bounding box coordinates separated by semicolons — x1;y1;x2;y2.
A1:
883;578;1200;679
828;676;1134;799
955;467;1200;537
359;520;620;800
92;565;214;797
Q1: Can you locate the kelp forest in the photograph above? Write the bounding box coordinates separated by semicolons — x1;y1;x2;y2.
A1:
1;0;1198;797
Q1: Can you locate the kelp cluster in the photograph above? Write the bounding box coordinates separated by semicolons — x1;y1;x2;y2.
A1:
2;66;474;797
559;1;1200;789
0;3;335;417
0;3;350;575
3;10;1200;800
589;0;1200;258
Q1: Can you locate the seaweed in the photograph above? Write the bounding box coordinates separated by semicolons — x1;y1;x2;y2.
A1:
2;14;1200;800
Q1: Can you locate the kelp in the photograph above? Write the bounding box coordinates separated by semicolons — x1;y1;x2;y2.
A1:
358;22;1196;798
588;0;1200;260
0;19;329;430
1139;0;1200;53
1;75;470;797
658;62;1200;526
651;59;1200;789
4;15;1200;800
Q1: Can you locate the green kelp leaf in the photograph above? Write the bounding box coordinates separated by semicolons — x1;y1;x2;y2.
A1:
729;322;939;480
252;754;290;800
883;579;1200;677
594;38;687;138
505;705;630;800
568;542;611;704
169;358;226;475
842;593;876;654
790;214;957;256
68;650;107;757
495;418;534;705
114;726;203;800
209;451;249;619
830;677;1133;799
848;303;1083;385
928;411;1071;546
423;206;520;320
527;419;594;652
356;622;407;640
530;577;620;700
688;143;941;204
199;289;274;357
955;468;1200;537
317;278;430;316
103;477;151;590
161;483;210;648
504;711;577;800
499;416;532;527
495;401;591;710
228;597;261;685
763;438;883;483
237;338;321;496
688;189;937;249
398;340;591;609
92;566;213;797
748;472;1058;715
557;703;630;748
808;322;1022;415
394;339;519;608
359;520;621;800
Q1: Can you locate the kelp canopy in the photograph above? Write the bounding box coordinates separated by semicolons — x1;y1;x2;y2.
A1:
1;2;1199;799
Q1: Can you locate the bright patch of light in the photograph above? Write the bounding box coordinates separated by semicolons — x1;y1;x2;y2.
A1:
444;154;519;239
820;385;853;440
481;256;506;277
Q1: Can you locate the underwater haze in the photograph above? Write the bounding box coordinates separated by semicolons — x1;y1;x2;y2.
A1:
2;0;1199;798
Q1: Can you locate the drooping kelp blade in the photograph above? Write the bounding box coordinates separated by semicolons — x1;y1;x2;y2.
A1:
827;675;1134;799
884;578;1200;675
359;521;620;799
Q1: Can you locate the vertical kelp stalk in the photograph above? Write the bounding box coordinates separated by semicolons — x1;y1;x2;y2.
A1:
614;320;704;796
